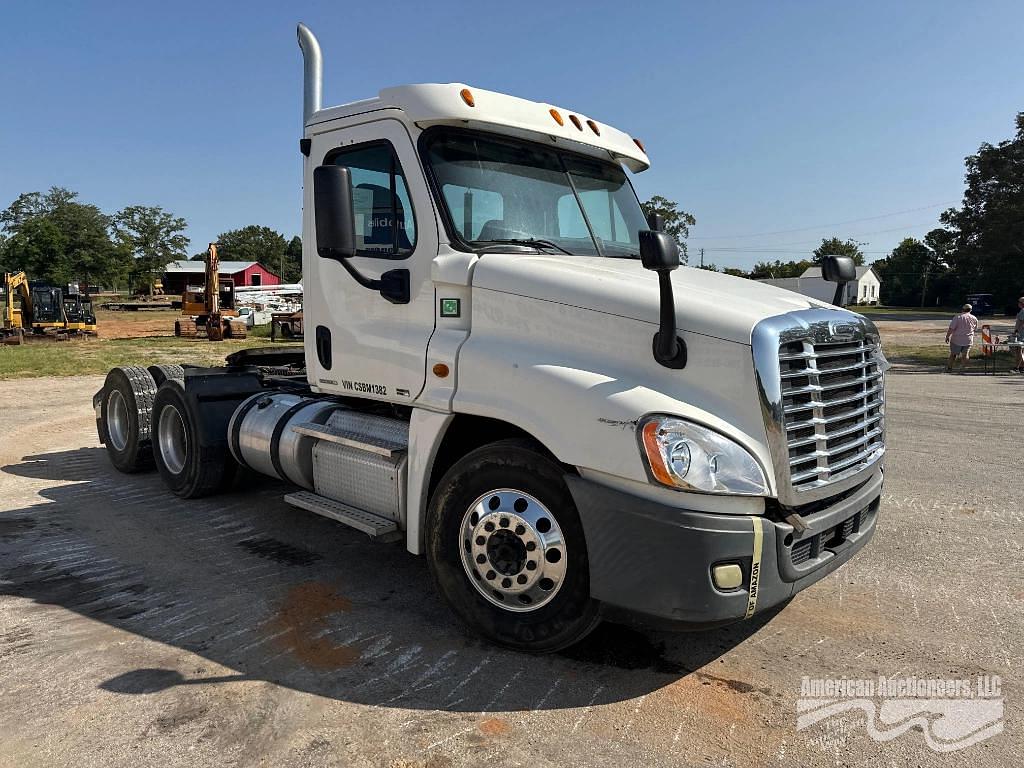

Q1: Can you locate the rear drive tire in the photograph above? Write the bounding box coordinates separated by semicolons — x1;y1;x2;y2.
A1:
426;439;600;653
98;366;157;473
147;364;185;387
151;380;236;498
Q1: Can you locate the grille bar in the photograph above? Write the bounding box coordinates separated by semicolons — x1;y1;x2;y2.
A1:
779;343;874;362
784;384;884;414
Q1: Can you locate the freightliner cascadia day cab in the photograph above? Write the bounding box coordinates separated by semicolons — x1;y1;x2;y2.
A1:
93;24;887;652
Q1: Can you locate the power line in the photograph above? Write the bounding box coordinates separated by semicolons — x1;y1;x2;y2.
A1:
689;201;958;241
702;247;894;255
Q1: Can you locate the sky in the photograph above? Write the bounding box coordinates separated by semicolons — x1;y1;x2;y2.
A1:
2;0;1022;270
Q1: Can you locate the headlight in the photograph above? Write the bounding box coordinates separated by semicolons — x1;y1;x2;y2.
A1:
638;415;769;495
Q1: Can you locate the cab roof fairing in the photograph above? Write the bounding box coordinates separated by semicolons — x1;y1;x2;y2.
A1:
305;83;651;173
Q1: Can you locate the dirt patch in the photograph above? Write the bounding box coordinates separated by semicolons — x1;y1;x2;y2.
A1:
95;308;181;340
478;718;512;736
269;581;360;670
661;673;786;767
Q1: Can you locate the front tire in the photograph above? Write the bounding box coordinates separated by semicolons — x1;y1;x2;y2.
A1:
426;439;600;652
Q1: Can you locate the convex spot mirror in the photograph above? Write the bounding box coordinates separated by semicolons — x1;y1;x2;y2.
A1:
313;165;357;260
821;255;856;283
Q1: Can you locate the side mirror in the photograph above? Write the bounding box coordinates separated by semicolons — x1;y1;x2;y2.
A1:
313;165;357;259
821;255;856;306
821;255;856;283
639;227;686;369
639;230;680;273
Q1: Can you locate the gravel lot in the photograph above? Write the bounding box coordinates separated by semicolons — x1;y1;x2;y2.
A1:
1;366;1021;767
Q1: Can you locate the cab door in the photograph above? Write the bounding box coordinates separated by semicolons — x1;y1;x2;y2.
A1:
304;116;438;403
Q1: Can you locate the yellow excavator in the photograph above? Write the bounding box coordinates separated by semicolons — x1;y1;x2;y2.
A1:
2;271;31;344
174;243;247;340
2;272;99;343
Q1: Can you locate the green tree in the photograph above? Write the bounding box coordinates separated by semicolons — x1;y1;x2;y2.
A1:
113;206;188;294
723;267;749;278
1;187;125;290
874;238;934;306
283;235;303;283
812;237;865;266
749;259;814;280
640;195;696;264
216;225;289;279
940;112;1024;309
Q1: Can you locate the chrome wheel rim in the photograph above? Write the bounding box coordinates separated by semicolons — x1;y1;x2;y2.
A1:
157;405;188;475
459;489;567;612
106;389;129;452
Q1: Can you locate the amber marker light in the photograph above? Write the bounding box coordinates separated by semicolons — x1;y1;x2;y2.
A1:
460;88;475;107
587;119;600;135
569;114;583;130
432;363;450;378
641;421;676;486
549;108;564;126
633;137;646;153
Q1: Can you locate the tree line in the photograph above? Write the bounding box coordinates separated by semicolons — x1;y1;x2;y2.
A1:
0;190;302;293
669;111;1024;310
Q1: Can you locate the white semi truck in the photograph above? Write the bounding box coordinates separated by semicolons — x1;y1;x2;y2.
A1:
93;23;886;652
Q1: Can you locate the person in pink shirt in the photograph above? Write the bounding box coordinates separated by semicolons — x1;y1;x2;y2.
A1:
945;303;979;372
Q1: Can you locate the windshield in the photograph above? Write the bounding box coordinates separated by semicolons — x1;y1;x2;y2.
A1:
424;130;649;257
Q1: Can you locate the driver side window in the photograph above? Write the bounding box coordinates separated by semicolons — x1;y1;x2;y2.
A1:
327;142;417;259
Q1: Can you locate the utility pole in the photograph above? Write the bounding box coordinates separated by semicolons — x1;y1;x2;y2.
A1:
700;248;704;269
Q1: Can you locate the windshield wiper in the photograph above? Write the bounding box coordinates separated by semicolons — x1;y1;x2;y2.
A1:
475;238;573;255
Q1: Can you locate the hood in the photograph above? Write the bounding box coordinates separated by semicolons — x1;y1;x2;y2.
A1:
471;254;833;345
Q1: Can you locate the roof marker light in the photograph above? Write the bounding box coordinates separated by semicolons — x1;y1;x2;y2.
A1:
549;108;564;126
587;119;600;136
633;137;646;153
569;114;583;131
460;88;475;107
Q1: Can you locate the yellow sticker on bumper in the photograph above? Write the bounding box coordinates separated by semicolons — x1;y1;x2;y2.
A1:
745;516;763;619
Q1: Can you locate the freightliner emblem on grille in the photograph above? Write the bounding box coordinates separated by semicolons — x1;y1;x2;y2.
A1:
828;321;858;341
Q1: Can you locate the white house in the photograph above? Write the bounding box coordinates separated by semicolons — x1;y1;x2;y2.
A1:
756;265;882;306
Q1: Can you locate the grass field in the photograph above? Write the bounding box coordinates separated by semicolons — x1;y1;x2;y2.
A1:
0;336;295;379
0;309;295;379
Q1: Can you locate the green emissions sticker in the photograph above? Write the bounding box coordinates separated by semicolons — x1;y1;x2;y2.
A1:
440;298;461;317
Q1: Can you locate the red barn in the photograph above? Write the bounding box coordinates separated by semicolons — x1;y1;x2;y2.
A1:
162;261;282;294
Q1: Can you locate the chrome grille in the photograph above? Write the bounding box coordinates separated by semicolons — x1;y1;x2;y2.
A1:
778;338;885;491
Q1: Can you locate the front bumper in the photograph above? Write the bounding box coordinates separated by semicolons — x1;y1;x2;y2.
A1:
566;468;882;629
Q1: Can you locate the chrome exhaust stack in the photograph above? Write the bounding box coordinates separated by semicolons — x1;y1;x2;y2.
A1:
296;22;322;125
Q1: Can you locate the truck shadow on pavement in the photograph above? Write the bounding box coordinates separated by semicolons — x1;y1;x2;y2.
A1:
1;447;781;713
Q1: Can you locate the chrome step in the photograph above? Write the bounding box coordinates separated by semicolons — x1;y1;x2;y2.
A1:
291;421;406;457
284;490;401;541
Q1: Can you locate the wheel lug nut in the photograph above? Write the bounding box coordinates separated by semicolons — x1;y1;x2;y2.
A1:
517;574;527;584
476;554;487;564
526;561;536;571
484;522;495;532
475;535;485;545
500;517;509;528
486;570;496;580
501;577;512;588
526;541;536;552
515;524;525;535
